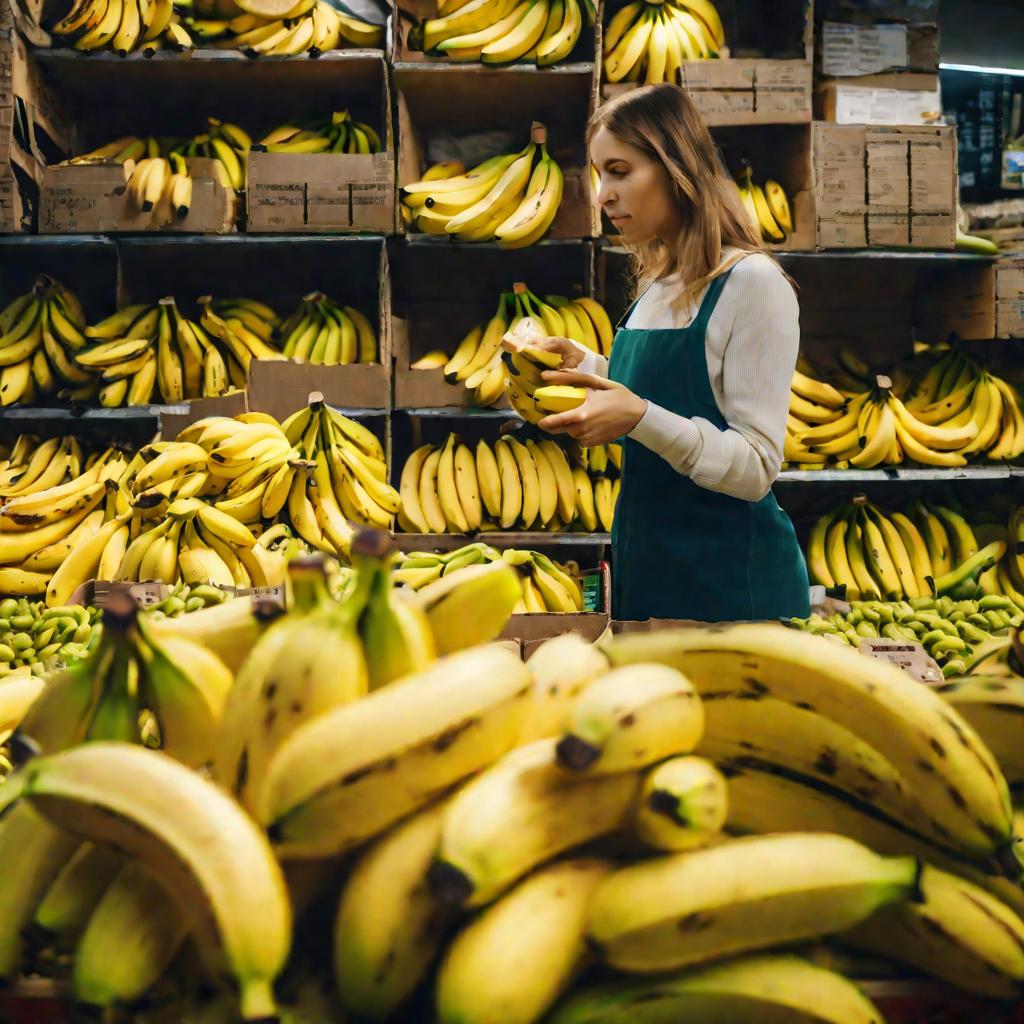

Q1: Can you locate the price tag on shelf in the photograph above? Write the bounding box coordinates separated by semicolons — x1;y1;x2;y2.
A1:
857;638;944;687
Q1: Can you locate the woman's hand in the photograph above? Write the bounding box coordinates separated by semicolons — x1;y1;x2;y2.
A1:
502;335;584;370
537;369;648;447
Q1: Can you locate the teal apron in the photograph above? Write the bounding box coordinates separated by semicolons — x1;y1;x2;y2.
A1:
606;266;810;622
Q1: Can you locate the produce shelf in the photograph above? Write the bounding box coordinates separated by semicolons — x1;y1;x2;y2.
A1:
777;466;1019;483
397;407;517;418
0;404;177;422
393;532;610;551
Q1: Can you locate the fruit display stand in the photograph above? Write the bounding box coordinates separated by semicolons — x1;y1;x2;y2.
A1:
27;45;393;233
600;0;814;126
394;56;600;242
997;256;1024;339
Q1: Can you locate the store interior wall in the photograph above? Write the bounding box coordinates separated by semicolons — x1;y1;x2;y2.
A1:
940;0;1024;70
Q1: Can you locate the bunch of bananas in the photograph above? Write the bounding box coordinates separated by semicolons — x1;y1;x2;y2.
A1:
394;540;586;613
737;165;793;243
0;601;96;677
49;0;382;55
68;295;283;408
603;0;724;84
48;0;182;54
6;543;1024;1021
168;116;252;192
428;283;612;408
415;0;594;66
786;349;1024;469
254;109;381;155
0;276;91;407
790;594;1023;676
573;439;621;532
402;128;564;248
275;395;399;555
399;432;580;534
276;291;377;365
808;494;1024;604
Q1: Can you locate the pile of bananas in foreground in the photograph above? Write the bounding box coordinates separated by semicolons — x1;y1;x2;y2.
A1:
411;282;613;408
397;432;620;534
48;0;383;56
394;540;587;613
0;277;377;408
413;0;594;66
603;0;724;83
3;555;1024;1022
0;400;395;604
787;347;1024;469
401;128;564;247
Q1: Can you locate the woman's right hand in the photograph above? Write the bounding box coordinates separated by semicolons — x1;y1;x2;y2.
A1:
527;336;585;370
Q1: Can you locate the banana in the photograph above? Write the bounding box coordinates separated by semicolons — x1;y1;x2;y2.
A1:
495;438;524;529
13;742;291;1020
547;953;884;1024
633;755;728;852
215;559;367;814
604;7;654;82
505;436;540;528
936;677;1024;785
518;632;609;744
587;832;919;973
437;858;611;1024
351;530;435;691
260;645;531;859
573;465;598;532
29;842;121;951
412;560;522;654
844;863;1024;999
556;663;703;774
474;440;503;521
72;863;190;1009
333;797;456;1021
0;802;81;980
430;738;638;909
604;623;1013;858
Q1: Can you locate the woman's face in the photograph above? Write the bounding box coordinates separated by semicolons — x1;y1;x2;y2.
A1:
590;125;684;246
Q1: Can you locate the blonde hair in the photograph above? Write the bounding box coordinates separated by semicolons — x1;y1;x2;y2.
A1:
588;83;766;312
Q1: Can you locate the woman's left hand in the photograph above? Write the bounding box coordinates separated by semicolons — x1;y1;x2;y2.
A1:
536;369;648;446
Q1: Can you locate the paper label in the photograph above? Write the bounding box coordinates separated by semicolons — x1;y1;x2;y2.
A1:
822;22;909;77
857;638;944;686
834;86;942;125
581;570;603;613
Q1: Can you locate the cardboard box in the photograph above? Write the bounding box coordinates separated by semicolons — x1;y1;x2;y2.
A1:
713;124;816;251
159;391;249;439
812;122;957;250
395;64;600;241
247;359;390;419
246;53;396;234
996;258;1024;339
501;562;611;653
819;20;939;78
245;238;392;416
0;29;71;232
604;60;813;127
390;0;597;66
39;157;237;234
816;73;941;124
914;261;997;342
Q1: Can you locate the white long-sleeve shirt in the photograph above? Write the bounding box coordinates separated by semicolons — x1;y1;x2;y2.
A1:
578;251;799;502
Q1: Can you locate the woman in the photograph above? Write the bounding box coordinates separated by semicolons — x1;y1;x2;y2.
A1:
535;83;809;622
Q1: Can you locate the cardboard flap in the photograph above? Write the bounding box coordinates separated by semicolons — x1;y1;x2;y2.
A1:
247;359;389;420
